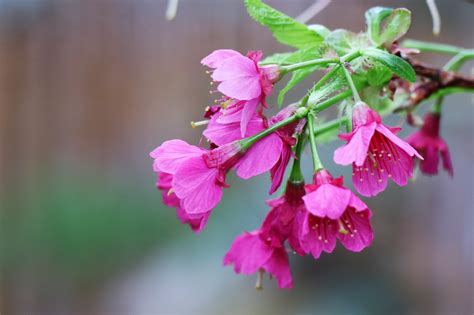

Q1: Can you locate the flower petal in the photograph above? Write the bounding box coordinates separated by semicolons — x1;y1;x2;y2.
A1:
303;184;352;219
235;134;283;179
334;123;377;166
338;209;373;252
173;157;222;214
376;124;423;160
150;140;205;174
201;49;241;68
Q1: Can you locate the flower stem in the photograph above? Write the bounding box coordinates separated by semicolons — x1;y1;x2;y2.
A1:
313;117;348;137
307;112;324;173
289;126;307;184
401;39;468;55
240;109;307;150
281;57;340;73
341;61;361;103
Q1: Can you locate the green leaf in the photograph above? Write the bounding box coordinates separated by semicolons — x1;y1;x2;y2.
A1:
325;29;370;56
363;48;416;82
244;0;323;49
308;24;331;38
365;7;411;46
367;62;393;86
278;66;318;106
260;47;324;65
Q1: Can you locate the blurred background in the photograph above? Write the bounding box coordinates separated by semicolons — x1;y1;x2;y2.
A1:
0;1;472;314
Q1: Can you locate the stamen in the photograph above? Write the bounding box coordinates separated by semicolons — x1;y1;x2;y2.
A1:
255;269;264;291
338;220;349;235
190;120;209;128
167;188;175;196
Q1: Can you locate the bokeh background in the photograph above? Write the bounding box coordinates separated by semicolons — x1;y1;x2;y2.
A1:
0;1;473;314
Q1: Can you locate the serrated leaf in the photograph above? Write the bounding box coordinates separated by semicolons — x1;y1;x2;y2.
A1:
325;29;371;56
244;0;323;49
278;66;318;106
367;62;393;86
365;7;411;46
363;48;416;82
308;24;331;38
260;47;323;65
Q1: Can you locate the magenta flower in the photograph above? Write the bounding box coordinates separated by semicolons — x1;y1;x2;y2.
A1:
203;106;284;181
223;229;293;289
201;49;280;136
334;102;423;197
155;172;210;233
300;170;374;258
263;181;307;255
151;139;242;215
406;112;453;177
203;103;302;194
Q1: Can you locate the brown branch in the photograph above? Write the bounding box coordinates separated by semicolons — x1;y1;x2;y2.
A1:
391;50;474;112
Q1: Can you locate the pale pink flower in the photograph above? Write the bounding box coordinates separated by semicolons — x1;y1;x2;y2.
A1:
300;170;374;258
201;49;280;136
406;112;453;177
334;102;423;197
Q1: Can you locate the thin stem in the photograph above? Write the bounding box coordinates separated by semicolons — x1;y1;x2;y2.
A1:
307;112;324;173
341;62;361;102
443;51;474;72
281;57;340;73
313;117;347;137
401;39;466;55
312;84;364;112
289;126;307;184
241;113;304;150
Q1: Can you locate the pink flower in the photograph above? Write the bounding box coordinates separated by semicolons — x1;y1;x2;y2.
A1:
300;170;374;258
406;112;453;177
203;103;302;194
155;172;210;233
201;49;280;136
203;106;284;181
223;230;293;289
263;181;307;256
151;139;242;215
334;102;423;197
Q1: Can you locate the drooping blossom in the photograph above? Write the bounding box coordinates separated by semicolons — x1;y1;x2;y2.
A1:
334;102;423;197
299;169;374;258
201;49;280;136
223;180;306;289
155;172;210;233
406;112;453;177
223;229;293;289
203;103;302;193
150;139;243;215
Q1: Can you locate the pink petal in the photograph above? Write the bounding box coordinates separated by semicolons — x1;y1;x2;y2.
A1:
263;248;293;289
212;55;262;100
338;209;373;252
240;98;260;137
348;193;368;212
235;134;283;179
300;213;337;259
172;156;222;214
352;163;388;197
150;140;205;174
269;145;292;194
223;232;273;274
419;145;439;175
376;124;423;160
441;147;454;177
303;184;352;219
334;123;377;167
201;49;241;68
175;207;211;234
